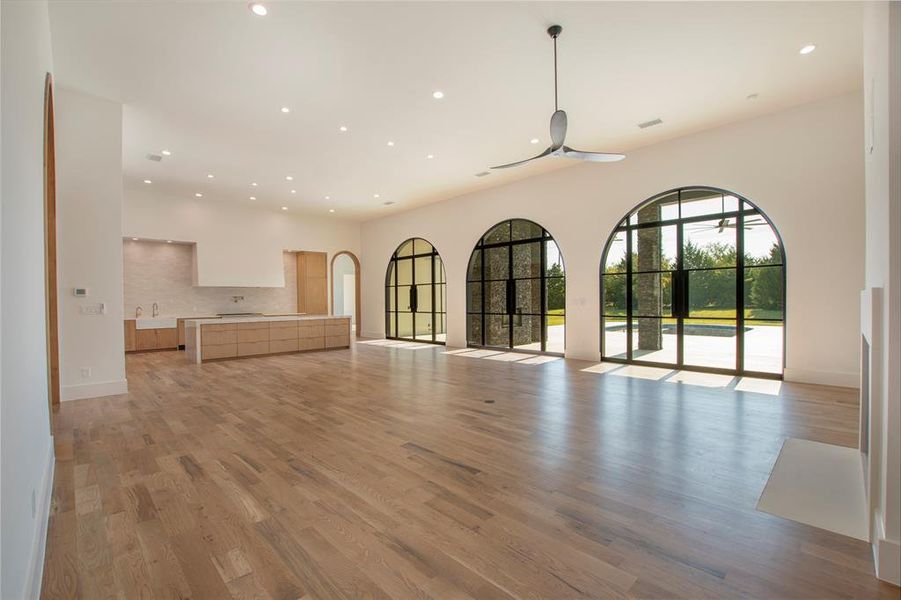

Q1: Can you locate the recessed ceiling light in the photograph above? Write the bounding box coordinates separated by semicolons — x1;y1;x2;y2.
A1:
339;125;348;132
285;175;293;181
166;240;173;244
387;141;395;147
251;182;258;187
143;179;152;184
207;174;214;179
161;149;172;156
329;209;335;213
281;206;288;211
800;44;816;55
373;193;380;198
280;106;290;113
530;138;540;145
290;189;296;194
249;196;256;200
194;192;203;198
131;237;139;241
746;93;759;101
432;90;444;99
426;154;434;159
325;195;330;200
383;201;396;206
249;2;267;16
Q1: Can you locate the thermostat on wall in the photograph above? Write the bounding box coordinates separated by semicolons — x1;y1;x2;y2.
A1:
73;287;89;297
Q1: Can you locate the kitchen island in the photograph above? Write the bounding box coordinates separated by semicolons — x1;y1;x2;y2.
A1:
184;315;351;364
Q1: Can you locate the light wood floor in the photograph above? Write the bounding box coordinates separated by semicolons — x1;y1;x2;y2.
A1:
40;344;898;599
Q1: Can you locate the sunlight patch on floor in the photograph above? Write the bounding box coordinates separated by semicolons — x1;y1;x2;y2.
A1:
667;370;734;388
581;362;783;394
483;352;530;362
735;377;783;395
358;339;435;350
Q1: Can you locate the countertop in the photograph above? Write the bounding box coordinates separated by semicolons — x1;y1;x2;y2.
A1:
185;314;351;325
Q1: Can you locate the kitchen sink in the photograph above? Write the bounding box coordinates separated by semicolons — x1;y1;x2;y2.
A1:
135;317;178;329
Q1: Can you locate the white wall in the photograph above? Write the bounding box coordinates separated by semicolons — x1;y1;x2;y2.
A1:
124;240;298;317
1;1;56;598
123;188;361;288
55;88;127;401
333;253;356;322
863;0;900;585
361;92;865;387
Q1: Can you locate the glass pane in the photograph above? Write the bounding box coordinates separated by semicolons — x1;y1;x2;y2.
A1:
603;318;627;359
414;238;432;254
546;314;565;354
436;283;446;313
514;278;541;315
415;285;433;312
603;232;627;273
414;256;433;284
687;269;736;317
467;314;482;345
467;282;482;313
680;189;738;219
484;246;509;280
397;285;412;311
512;242;541;278
386;262;395;286
683;318;736;370
512;315;542;350
744;266;784;320
602;274;626;316
436;314;447;342
744;320;783;374
467;250;481;281
631;272;673;317
397;239;414;257
631;318;677;365
397;312;413;338
387;287;396;311
744;220;782;265
631;225;676;272
484;221;510;244
512;219;543;241
485;315;509;347
436;258;446;283
629;192;679;225
387;313;395;337
683;220;737;268
396;258;413;285
486;281;507;314
546;239;564;273
546;276;565;314
415;313;433;339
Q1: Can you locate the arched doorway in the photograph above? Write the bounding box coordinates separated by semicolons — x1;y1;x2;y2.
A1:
600;187;785;377
385;238;446;344
330;251;360;337
466;219;565;354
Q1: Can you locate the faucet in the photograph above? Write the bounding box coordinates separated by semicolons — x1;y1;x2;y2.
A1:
152;302;159;317
135;306;143;318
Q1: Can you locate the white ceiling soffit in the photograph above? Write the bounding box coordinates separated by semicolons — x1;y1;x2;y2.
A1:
47;1;862;220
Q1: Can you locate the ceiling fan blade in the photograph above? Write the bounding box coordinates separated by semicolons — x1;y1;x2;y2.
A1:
550;110;567;150
490;147;553;169
560;146;625;162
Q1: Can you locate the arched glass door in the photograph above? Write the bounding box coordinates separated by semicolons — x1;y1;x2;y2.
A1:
601;187;785;377
467;219;565;354
385;238;446;343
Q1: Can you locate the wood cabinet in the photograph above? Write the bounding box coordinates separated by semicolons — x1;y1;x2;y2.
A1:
129;323;178;352
124;319;136;352
189;317;350;363
297;251;328;315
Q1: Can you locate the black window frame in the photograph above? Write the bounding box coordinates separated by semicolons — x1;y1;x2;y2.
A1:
385;238;446;345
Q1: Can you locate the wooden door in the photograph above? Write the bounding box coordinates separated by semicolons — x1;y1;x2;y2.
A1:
297;252;328;314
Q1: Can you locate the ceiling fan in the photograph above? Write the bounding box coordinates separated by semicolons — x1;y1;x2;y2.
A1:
491;25;625;170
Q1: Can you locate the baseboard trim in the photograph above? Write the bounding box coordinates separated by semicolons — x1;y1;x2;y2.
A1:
61;378;128;401
873;515;901;585
23;440;55;600
783;368;858;388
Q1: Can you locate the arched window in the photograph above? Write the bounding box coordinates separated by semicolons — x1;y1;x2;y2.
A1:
467;219;565;354
600;187;785;377
385;238;446;343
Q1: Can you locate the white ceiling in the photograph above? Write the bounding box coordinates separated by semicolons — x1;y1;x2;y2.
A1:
48;1;862;220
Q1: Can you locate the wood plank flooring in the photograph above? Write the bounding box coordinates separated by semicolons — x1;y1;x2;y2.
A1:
40;345;898;599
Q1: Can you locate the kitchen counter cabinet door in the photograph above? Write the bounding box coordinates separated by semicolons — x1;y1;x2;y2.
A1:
124;320;136;352
156;328;178;349
135;329;158;351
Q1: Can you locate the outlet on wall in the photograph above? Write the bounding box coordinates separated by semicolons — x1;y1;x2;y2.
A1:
80;367;91;379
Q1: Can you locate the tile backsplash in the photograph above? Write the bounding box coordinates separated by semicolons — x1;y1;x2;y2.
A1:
124;240;297;317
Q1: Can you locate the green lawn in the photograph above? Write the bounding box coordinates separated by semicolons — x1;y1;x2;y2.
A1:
603;307;782;326
547;308;565;326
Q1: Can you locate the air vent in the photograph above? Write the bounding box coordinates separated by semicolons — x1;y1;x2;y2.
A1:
637;118;663;129
382;201;396;206
145;153;163;162
474;171;491;177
